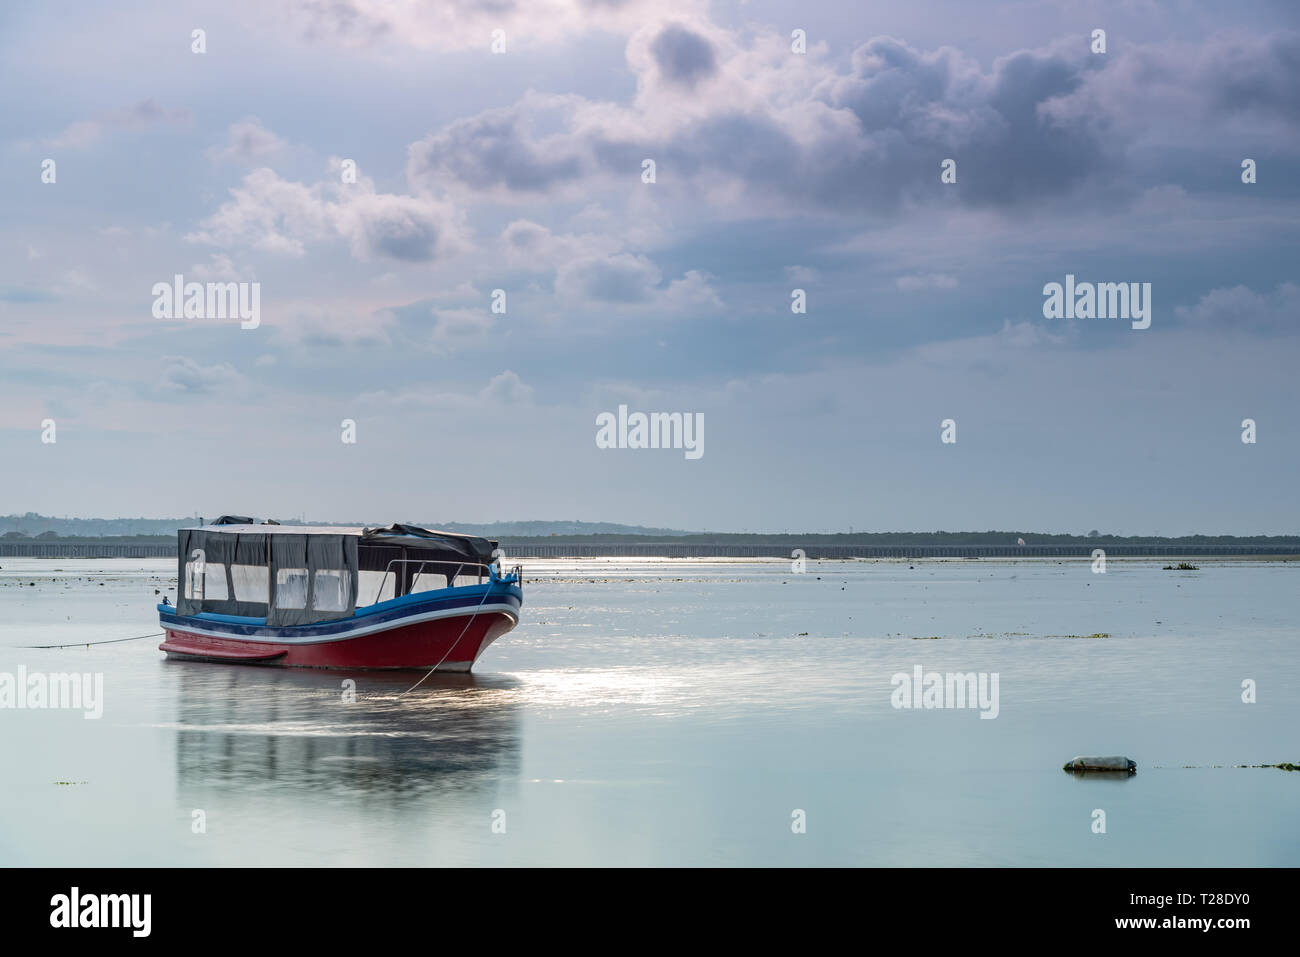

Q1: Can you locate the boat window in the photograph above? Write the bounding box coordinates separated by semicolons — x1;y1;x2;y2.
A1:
312;570;351;612
274;568;308;609
231;565;269;603
410;571;449;593
357;570;394;605
184;560;228;601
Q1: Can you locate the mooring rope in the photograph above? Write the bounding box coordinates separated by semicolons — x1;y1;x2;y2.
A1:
399;585;495;696
17;631;165;649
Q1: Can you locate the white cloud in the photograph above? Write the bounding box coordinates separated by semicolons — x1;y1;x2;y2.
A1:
500;220;620;270
44;99;191;149
156;356;247;395
187;164;467;263
1175;282;1299;333
552;251;721;314
555;252;661;303
357;370;534;410
282;0;705;52
480;369;534;405
424;307;495;353
189;253;254;281
663;269;722;309
208;117;288;164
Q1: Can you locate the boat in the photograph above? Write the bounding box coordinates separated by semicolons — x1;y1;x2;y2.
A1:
158;517;522;671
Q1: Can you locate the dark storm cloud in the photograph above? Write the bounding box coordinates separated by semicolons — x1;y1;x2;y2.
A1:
405;28;1300;215
404;34;1125;212
814;37;1113;208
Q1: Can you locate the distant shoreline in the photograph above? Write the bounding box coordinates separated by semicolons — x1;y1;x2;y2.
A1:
3;541;1299;560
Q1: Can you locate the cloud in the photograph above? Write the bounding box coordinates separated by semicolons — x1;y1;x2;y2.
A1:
334;191;454;262
358;370;534;410
187;164;466;262
1175;282;1299;334
1044;31;1300;149
814;36;1114;208
407;96;588;196
500;219;619;269
555;252;661;303
649;23;718;88
422;306;496;353
258;300;396;348
260;297;500;354
500;218;721;313
890;318;1073;384
186;168;331;256
44;99;191;149
285;0;703;51
662;269;722;309
480;369;534;404
189;254;254;281
208;117;288;164
396;25;1300;221
156;357;247;395
896;272;958;291
397;29;1119;214
553;251;720;311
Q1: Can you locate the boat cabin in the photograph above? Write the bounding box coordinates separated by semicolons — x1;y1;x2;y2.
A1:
176;518;498;626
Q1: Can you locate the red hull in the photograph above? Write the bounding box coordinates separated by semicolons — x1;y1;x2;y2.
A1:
160;610;517;671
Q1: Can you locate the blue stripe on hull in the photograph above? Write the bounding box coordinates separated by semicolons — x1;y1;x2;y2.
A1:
159;582;522;641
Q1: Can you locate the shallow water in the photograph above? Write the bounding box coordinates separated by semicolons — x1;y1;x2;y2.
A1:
0;557;1296;866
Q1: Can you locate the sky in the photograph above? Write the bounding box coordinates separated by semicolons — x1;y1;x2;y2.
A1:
1;0;1297;534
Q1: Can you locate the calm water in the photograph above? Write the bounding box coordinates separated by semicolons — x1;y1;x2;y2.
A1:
1;557;1296;866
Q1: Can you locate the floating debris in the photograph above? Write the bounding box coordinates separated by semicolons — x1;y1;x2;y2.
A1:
1163;562;1199;570
1063;755;1136;773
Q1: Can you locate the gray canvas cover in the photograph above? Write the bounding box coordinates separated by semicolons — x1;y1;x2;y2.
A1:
358;524;497;594
176;527;358;625
176;527;270;618
359;524;495;564
267;533;358;626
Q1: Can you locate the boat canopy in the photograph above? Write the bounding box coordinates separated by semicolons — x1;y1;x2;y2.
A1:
176;522;498;625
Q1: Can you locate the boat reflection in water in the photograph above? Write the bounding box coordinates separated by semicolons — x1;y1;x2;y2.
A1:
168;661;522;802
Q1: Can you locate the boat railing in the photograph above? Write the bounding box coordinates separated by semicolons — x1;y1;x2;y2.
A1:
367;559;516;606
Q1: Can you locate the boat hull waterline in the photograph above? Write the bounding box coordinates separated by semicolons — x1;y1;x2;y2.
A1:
159;584;522;671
